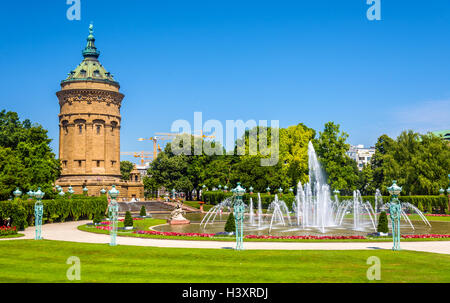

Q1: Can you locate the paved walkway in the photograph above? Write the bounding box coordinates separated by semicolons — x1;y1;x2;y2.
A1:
2;221;450;255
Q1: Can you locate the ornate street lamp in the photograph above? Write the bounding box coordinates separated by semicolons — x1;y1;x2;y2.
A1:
67;186;74;198
249;186;254;194
27;190;35;199
387;180;402;251
218;185;222;191
108;185;119;246
233;182;246;251
100;188;106;195
278;187;283;194
13;188;22;198
266;187;271;195
58;190;65;197
171;188;176;200
224;185;228;192
34;187;45;240
439;188;445;195
83;186;88;196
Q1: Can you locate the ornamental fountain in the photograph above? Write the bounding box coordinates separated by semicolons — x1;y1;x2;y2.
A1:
198;141;433;236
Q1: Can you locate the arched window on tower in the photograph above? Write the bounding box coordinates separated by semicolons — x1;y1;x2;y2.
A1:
74;119;86;135
111;121;118;135
62;120;69;135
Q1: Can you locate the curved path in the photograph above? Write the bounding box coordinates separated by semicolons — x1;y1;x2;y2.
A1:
2;221;450;254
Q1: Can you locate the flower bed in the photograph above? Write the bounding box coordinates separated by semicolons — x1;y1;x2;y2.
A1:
244;235;367;240
134;230;216;238
423;214;450;217
91;225;450;240
0;226;17;236
401;234;450;239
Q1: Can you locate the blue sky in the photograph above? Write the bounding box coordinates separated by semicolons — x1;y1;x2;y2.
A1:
1;0;449;162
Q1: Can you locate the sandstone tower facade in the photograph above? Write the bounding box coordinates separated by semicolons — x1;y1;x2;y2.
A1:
55;25;144;199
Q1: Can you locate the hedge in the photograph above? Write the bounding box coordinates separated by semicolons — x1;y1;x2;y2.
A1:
0;195;108;230
202;191;448;214
202;192;296;209
340;195;448;214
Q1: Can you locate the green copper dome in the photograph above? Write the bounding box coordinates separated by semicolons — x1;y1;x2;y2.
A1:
62;24;119;87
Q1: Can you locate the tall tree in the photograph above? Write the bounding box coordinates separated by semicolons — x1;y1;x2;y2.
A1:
120;160;135;181
371;130;450;195
314;122;359;193
0;110;60;199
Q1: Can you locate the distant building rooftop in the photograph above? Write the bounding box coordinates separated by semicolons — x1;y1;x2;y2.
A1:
430;130;450;141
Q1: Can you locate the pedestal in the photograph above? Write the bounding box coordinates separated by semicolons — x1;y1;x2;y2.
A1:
168;219;190;225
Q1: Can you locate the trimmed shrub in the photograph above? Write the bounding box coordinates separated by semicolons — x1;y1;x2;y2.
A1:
224;213;235;233
0;196;108;229
93;212;103;224
417;201;424;212
377;211;389;234
202;191;296;209
124;211;133;227
340;195;447;214
139;205;146;217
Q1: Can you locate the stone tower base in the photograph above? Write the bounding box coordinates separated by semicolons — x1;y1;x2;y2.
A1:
55;177;144;201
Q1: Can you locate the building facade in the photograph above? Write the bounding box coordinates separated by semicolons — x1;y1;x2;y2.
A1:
346;144;375;171
55;24;144;200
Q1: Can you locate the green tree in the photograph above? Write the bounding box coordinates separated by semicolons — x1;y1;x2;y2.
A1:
139;205;146;217
357;164;375;195
0;110;60;200
120;161;134;181
124;211;133;227
224;212;236;233
314;122;359;193
370;131;450;195
377;211;389;234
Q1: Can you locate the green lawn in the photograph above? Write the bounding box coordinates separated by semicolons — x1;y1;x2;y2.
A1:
0;240;448;282
409;214;450;222
78;218;450;242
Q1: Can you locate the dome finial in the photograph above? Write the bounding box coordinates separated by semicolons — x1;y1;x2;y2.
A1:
82;22;100;59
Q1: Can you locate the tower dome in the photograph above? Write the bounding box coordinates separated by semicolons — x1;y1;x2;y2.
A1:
62;24;119;87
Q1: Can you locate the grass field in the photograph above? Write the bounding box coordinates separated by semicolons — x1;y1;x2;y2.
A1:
78;218;450;242
0;240;449;283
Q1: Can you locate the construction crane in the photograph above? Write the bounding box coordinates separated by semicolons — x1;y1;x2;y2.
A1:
155;131;216;140
137;136;171;159
120;151;153;166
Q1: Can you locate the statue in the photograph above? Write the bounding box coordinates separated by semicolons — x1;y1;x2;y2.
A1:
168;201;190;225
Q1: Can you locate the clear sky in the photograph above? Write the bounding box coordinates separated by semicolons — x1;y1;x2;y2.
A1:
1;0;449;163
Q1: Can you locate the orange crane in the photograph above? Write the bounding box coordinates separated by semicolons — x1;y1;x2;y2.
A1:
155;131;216;140
137;136;171;159
120;151;153;166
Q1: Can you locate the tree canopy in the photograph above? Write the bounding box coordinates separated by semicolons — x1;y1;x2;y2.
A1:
120;160;135;181
0;110;60;199
371;130;450;195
